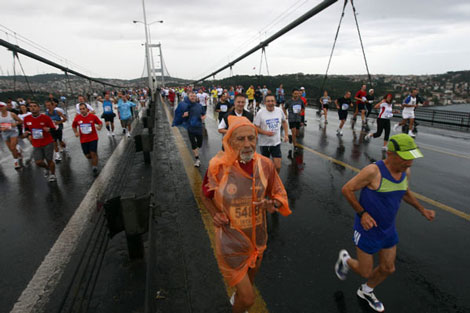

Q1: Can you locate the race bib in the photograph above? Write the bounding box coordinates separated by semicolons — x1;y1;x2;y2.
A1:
32;128;44;139
293;104;302;114
80;123;92;134
322;98;329;104
104;106;112;112
266;118;280;132
0;123;12;131
220;104;228;112
229;205;262;229
342;103;349;110
362;96;367;102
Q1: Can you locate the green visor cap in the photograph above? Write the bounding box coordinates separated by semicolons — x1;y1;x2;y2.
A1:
387;134;423;160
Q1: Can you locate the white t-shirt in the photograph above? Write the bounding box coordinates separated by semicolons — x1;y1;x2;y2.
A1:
402;96;417;114
197;93;209;106
378;101;393;119
254;107;286;147
75;102;95;114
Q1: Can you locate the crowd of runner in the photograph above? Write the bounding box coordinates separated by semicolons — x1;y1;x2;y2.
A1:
0;88;149;180
1;82;430;312
167;82;431;313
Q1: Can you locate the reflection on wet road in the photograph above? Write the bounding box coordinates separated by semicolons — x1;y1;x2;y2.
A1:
0;103;127;313
177;102;470;312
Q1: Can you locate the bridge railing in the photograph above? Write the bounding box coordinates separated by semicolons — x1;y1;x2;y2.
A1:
306;99;470;132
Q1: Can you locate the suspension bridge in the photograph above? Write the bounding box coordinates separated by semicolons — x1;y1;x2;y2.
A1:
0;0;469;313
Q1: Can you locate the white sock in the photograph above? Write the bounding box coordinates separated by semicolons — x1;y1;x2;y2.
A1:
342;255;351;269
362;283;373;293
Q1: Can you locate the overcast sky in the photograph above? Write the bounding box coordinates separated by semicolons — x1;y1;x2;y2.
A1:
1;0;469;81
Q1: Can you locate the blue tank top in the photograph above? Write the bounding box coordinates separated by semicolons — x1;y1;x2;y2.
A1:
354;160;408;238
102;100;113;114
46;109;61;122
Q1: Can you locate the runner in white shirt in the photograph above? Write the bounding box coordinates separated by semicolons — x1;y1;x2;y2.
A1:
196;89;209;114
254;94;289;173
394;88;418;137
364;94;396;150
75;95;95;114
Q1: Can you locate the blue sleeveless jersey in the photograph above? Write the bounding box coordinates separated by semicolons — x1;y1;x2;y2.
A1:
354;160;408;239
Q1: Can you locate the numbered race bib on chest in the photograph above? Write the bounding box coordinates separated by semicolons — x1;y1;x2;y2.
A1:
322;98;329;104
80;123;92;134
0;123;12;131
104;106;112;112
266;118;280;131
230;203;262;230
220;104;228;112
342;103;349;110
293;104;302;114
32;128;44;139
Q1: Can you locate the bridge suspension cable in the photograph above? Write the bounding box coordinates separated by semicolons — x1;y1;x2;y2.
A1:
193;0;338;83
0;38;130;89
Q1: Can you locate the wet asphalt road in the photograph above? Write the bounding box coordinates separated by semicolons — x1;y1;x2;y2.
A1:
1;99;469;313
187;103;470;312
0;104;130;313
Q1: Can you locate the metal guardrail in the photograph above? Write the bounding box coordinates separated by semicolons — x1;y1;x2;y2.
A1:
306;99;470;132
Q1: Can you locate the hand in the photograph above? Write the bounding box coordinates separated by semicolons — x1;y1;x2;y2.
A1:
265;131;275;136
422;209;435;221
201;115;206;120
74;132;80;137
253;199;279;214
43;127;50;132
360;212;377;231
283;135;289;142
182;112;189;118
213;212;229;227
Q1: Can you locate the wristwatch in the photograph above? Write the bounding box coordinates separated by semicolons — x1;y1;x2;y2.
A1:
358;210;366;218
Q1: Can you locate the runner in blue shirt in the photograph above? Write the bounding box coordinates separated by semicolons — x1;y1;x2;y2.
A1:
101;93;116;137
335;134;435;312
117;93;136;138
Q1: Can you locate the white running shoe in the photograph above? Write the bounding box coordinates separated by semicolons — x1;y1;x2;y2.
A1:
55;152;62;161
393;123;400;132
127;133;131;138
194;159;201;168
48;174;57;182
408;130;415;137
111;132;115;137
364;133;372;142
16;144;23;159
334;249;350;280
357;286;385;312
107;131;112;137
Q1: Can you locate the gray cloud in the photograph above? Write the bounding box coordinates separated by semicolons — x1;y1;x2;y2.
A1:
1;0;469;80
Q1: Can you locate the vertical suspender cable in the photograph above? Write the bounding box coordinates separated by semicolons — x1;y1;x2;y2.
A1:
350;0;372;87
15;52;34;94
320;0;348;96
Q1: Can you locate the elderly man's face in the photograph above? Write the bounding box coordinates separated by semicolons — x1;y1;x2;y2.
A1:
230;125;257;163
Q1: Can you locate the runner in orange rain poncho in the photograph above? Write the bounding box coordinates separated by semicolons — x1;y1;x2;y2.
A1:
201;115;291;313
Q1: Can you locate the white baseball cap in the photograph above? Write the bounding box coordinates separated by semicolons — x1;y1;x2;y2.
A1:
0;101;6;107
300;86;305;90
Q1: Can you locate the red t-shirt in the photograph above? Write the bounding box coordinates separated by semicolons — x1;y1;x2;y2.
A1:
72;113;102;143
202;159;254;199
23;114;55;147
355;90;367;104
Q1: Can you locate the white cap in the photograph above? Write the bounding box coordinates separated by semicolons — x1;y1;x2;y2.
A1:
300;86;305;90
0;101;6;107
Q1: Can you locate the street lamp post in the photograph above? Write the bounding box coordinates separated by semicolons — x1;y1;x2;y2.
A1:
134;0;163;100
